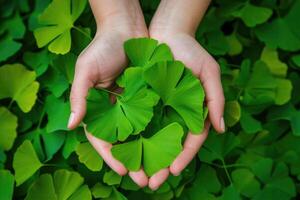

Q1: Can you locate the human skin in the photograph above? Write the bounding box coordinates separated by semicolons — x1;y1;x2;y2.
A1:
68;0;149;187
68;0;225;190
147;0;225;190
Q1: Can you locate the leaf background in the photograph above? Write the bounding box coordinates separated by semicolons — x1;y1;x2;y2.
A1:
0;0;300;199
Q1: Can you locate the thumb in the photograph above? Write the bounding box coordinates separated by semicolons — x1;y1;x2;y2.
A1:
68;69;93;130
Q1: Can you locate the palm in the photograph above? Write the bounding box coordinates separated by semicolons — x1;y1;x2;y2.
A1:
75;31;128;89
145;33;224;190
75;31;149;187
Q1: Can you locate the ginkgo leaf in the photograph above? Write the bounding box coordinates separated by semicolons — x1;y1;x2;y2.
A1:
62;130;80;159
0;64;39;113
242;61;292;106
75;142;103;172
198;131;240;163
231;3;272;27
53;169;86;200
124;38;158;66
112;123;184;176
103;170;122;186
0;170;14;200
13;140;43;186
25;174;57;200
0;107;17;151
124;38;173;67
291;54;300;68
84;90;132;143
91;183;112;199
52;53;76;84
261;47;288;77
144;61;205;133
25;169;92;200
23;49;52;76
41;131;66;161
33;0;87;54
142;123;184;176
0;35;22;62
111;139;142;171
45;95;70;132
224;100;241;127
255;1;300;51
84;68;159;142
232;169;260;198
226;33;242;56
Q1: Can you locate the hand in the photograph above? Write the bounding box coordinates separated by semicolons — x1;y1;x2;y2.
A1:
68;0;150;187
146;31;225;190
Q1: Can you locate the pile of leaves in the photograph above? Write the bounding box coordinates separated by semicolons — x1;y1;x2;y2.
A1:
0;0;300;199
84;38;206;176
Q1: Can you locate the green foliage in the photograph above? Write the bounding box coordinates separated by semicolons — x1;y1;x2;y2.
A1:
0;0;300;199
84;38;205;176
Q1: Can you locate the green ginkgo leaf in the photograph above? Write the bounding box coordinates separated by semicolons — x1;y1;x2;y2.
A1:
261;47;288;77
0;35;22;62
23;49;52;77
224;100;241;127
45;95;70;132
25;174;57;200
103;170;122;186
84;68;159;142
112;123;184;176
0;170;14;200
226;33;242;56
53;169;88;200
242;61;292;106
142;123;184;176
124;38;173;67
232;2;272;27
25;169;92;200
13;140;43;186
144;61;205;133
91;183;112;199
84;89;132;143
0;64;39;113
255;0;300;51
0;107;17;151
111;139;142;171
33;0;87;54
232;169;260;198
75;142;103;172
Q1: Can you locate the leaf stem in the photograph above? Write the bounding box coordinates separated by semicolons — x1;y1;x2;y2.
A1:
7;99;14;110
73;26;92;41
99;88;123;98
202;160;247;169
221;158;233;184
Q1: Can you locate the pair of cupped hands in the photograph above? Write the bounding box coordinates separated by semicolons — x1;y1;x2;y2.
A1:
67;9;225;190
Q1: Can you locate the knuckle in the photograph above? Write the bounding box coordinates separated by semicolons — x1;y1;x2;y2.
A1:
209;62;221;74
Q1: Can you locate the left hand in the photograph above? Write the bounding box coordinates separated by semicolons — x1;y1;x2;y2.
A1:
146;31;225;190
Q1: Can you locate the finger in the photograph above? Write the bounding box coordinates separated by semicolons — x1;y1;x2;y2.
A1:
170;121;210;176
86;132;127;176
199;60;225;133
68;65;94;130
148;168;169;191
129;169;148;188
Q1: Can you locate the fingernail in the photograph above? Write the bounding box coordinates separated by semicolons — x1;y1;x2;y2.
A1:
173;172;180;176
151;186;159;191
220;117;225;133
68;112;75;128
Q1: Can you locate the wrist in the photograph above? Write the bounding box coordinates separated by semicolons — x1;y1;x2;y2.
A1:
90;0;148;38
96;15;148;38
149;0;211;39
